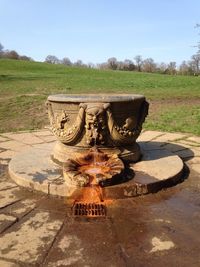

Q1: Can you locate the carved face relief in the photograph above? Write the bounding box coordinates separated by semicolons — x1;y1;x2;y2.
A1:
84;103;109;146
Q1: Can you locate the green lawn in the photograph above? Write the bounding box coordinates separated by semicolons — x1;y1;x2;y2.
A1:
0;58;200;134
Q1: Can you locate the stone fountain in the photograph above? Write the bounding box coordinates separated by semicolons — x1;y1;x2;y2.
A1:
9;94;184;204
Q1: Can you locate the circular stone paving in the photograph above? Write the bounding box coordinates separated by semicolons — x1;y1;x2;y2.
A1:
8;142;184;199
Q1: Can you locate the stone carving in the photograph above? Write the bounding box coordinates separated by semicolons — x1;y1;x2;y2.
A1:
47;100;148;147
83;103;110;146
63;147;124;187
46;94;149;163
106;100;149;145
46;102;85;145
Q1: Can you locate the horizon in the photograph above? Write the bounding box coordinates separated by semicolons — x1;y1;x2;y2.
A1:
0;0;199;65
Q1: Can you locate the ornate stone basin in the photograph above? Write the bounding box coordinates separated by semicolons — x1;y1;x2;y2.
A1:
9;94;184;199
46;94;149;164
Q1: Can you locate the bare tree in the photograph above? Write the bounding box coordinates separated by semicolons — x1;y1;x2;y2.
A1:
166;62;177;75
19;55;32;61
179;61;190;75
45;55;60;64
0;43;4;58
157;62;167;74
62;57;72;66
116;61;124;70
123;59;135;71
0;43;3;52
97;62;108;69
87;62;95;68
107;57;118;70
3;50;19;60
142;58;156;73
74;59;83;67
134;55;143;71
190;54;200;74
195;24;200;53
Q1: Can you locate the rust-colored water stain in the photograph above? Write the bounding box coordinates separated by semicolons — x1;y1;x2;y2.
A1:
77;185;103;202
64;147;124;186
66;147;120;217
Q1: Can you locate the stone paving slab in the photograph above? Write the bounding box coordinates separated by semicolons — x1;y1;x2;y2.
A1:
37;135;56;143
162;142;189;152
186;136;200;144
9;145;62;195
0;187;22;209
2;198;39;219
0;181;18;191
133;149;183;181
32;142;55;151
0;213;17;233
188;163;200;174
0;140;29;152
1;132;45;145
0;260;20;267
0;136;9;142
152;132;187;142
176;148;197;159
0;210;65;265
139;141;164;151
45;220;124;267
186;157;200;165
0;150;17;162
174;138;200;147
137;130;165;142
32;129;53;136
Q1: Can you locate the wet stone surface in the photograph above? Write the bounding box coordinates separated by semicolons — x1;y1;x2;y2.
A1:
0;130;200;266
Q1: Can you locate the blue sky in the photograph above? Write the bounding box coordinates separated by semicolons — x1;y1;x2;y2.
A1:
0;0;199;64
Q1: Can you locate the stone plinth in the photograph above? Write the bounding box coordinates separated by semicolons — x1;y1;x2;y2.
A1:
9;143;184;199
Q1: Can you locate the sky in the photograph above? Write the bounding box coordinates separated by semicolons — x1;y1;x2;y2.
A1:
0;0;200;65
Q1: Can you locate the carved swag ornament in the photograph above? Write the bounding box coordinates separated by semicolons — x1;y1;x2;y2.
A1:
46;100;148;146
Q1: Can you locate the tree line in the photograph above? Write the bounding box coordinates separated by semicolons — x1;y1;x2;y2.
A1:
0;43;33;61
44;54;200;76
1;40;199;76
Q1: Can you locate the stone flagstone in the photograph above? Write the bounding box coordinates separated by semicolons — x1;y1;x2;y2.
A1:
0;181;18;191
137;130;165;142
3;198;39;219
154;132;187;142
33;129;53;136
1;132;44;145
0;136;9;142
0;260;20;267
45;221;123;267
0;210;65;265
0;188;22;209
0;214;17;233
0;140;29;152
186;136;200;144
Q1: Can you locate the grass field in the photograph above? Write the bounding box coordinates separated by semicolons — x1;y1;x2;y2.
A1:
0;58;200;135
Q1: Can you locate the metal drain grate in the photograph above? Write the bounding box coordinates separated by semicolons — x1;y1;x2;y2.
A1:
72;202;106;217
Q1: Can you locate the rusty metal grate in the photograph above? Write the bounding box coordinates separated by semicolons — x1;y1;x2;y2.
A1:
72;202;106;217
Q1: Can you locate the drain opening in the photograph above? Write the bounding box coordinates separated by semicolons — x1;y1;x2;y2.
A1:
72;202;106;217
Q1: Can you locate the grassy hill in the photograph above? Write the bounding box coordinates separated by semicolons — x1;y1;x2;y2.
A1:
0;58;200;134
